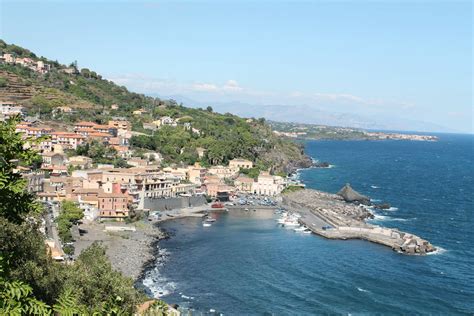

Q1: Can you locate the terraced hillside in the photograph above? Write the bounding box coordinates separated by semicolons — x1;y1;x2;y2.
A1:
0;40;312;173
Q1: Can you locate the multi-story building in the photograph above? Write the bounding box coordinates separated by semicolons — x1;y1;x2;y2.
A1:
207;165;239;179
74;121;98;130
187;163;207;185
2;53;15;63
205;183;234;199
50;132;85;149
23;171;45;193
16;126;53;138
98;192;129;220
68;156;93;169
1;102;25;120
229;158;253;170
235;176;254;193
108;120;131;133
252;172;287;196
41;152;67;167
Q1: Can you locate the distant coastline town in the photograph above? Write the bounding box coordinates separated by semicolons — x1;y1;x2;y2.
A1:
270;121;439;141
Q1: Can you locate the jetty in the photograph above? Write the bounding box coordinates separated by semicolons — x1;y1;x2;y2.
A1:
281;188;436;255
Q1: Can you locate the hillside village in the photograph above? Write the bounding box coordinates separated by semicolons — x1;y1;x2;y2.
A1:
0;41;310;269
10;116;294;217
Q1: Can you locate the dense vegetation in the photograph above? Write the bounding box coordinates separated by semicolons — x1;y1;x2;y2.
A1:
56;201;83;254
0;117;147;314
0;40;310;173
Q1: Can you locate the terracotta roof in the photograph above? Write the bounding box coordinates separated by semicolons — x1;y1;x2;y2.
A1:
72;188;103;194
51;132;85;138
75;127;96;132
94;124;111;129
89;132;111;137
98;193;129;198
75;121;97;127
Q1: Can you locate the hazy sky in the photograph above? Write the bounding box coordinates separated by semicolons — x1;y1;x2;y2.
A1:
1;1;472;132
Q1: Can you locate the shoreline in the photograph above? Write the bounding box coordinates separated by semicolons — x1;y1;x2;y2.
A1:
74;206;210;282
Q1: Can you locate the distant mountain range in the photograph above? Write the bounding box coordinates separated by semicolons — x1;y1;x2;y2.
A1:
152;95;454;133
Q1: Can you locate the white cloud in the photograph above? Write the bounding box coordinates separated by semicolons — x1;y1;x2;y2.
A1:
223;80;243;92
105;73;416;112
192;82;219;92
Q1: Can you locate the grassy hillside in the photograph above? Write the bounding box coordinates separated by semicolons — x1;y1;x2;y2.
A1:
0;40;311;173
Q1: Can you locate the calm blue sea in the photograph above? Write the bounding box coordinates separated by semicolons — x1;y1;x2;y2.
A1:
142;134;474;315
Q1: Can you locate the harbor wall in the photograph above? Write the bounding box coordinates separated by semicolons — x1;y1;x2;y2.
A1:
144;196;207;212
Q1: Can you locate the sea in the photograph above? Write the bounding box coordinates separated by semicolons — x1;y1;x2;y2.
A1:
140;133;474;315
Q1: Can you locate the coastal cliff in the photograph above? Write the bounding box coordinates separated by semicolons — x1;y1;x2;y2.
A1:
281;189;436;255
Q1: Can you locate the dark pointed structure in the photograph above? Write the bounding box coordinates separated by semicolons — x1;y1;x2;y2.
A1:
337;183;370;204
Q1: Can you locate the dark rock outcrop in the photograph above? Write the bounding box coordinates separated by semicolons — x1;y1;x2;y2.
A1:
374;203;391;210
337;183;370;205
314;161;330;168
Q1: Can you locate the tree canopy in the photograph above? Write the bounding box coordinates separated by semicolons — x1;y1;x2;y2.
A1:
0;117;150;315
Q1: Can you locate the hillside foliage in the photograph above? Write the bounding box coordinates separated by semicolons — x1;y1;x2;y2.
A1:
0;40;309;173
0;117;148;315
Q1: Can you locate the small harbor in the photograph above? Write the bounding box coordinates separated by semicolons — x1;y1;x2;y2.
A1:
280;188;436;255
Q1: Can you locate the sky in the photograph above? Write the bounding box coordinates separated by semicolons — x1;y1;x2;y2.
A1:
1;0;472;132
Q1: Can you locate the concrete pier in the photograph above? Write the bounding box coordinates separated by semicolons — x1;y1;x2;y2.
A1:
282;189;436;255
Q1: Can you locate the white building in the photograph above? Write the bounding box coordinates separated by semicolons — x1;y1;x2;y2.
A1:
229;158;253;170
252;172;287;196
0;101;25;119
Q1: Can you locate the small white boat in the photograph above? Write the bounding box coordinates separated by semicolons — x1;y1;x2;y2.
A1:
294;226;307;232
283;221;300;227
202;222;212;227
205;218;216;222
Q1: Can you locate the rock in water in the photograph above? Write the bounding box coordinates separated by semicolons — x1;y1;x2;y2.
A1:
314;161;330;168
374;203;391;210
337;183;370;205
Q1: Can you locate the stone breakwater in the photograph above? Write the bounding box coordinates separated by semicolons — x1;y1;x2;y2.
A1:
281;189;436;255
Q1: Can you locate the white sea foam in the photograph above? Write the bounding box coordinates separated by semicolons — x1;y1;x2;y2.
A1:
357;287;370;293
142;270;177;297
370;214;412;222
427;247;447;256
370;214;390;221
387;207;399;211
141;248;176;298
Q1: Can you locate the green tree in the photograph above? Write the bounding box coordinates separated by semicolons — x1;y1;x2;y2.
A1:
0;118;149;314
56;201;84;248
0;117;42;223
0;76;7;87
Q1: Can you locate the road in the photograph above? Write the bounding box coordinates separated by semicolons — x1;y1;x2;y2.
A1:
44;203;65;258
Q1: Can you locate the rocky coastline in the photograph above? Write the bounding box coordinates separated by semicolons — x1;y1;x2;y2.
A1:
74;221;168;281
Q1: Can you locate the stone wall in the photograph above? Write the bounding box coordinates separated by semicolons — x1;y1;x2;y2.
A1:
144;195;207;212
